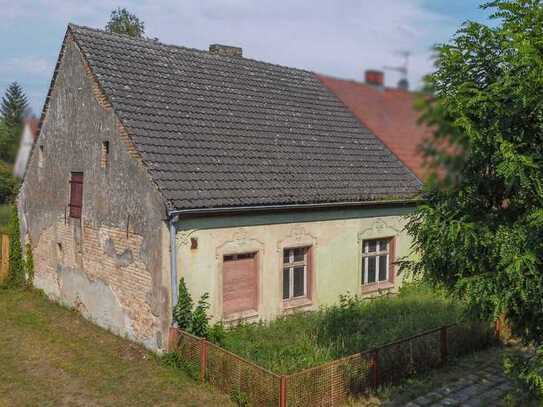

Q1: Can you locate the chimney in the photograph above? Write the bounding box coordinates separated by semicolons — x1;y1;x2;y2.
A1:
209;44;243;58
365;70;384;87
397;78;409;91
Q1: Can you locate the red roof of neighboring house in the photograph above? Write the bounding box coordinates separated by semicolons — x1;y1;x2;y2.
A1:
317;74;434;180
25;118;40;142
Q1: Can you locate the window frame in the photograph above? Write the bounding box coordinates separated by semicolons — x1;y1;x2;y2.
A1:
282;246;311;302
217;244;263;323
361;237;395;292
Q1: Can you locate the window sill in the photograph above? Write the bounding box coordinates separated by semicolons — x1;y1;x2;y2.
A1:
361;281;395;294
282;297;313;311
223;309;259;324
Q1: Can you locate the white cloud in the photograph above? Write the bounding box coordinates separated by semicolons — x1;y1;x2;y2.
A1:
1;0;467;114
0;56;53;77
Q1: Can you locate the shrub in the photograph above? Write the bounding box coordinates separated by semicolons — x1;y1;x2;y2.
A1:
208;321;227;347
191;292;210;338
4;206;24;288
173;278;193;330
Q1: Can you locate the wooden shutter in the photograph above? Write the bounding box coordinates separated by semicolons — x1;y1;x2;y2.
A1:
69;172;83;218
222;253;258;316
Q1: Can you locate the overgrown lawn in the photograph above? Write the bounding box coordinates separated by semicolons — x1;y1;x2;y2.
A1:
218;283;469;374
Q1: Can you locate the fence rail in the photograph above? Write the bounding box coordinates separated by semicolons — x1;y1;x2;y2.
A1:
0;233;9;282
171;320;498;406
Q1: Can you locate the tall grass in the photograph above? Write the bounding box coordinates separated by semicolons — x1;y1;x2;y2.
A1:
215;283;468;374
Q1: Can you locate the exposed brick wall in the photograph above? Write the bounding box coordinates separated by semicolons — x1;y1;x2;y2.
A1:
33;216;159;345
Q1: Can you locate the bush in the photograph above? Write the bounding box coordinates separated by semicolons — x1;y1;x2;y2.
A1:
191;292;210;338
0;162;18;204
4;206;24;288
173;278;192;330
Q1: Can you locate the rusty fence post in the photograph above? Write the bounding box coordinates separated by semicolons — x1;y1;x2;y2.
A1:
200;339;208;383
440;326;448;367
279;375;287;407
371;350;379;389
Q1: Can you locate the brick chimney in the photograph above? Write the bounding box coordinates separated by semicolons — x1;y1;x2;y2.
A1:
209;44;243;57
365;70;384;87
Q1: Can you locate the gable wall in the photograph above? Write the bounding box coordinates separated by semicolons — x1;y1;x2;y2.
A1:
18;36;171;350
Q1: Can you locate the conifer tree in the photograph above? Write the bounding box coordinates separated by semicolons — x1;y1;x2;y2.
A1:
1;82;29;129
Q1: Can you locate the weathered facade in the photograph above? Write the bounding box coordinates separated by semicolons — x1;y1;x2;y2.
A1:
20;25;422;351
19;36;170;350
176;206;413;323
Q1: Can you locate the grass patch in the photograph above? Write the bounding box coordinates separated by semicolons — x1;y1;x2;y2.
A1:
217;283;469;374
0;288;232;406
0;203;11;234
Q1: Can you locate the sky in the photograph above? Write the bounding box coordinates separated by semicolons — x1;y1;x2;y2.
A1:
1;0;492;115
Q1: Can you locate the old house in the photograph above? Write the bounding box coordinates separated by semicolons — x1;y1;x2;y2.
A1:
19;25;421;351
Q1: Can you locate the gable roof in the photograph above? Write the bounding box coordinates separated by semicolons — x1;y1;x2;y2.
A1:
66;24;421;212
317;74;434;180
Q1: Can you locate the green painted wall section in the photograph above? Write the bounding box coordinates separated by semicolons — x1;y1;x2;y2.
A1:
176;204;415;231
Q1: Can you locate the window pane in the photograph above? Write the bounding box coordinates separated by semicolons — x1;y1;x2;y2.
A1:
293;247;305;262
283;268;290;299
378;255;388;281
283;249;291;264
378;240;388;252
293;266;305;297
367;257;376;283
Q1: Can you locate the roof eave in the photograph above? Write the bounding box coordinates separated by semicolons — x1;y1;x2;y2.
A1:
168;197;421;218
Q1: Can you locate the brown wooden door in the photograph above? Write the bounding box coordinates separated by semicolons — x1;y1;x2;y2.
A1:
222;253;258;316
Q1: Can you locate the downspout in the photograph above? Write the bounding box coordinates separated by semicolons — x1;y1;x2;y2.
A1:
169;214;179;318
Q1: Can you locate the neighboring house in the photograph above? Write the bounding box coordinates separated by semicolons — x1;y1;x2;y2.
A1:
13;118;39;178
318;72;434;180
18;25;421;351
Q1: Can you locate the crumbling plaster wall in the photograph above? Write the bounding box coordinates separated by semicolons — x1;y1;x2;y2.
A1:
18;35;170;350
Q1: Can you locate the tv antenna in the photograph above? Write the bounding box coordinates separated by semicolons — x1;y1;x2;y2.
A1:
384;50;410;89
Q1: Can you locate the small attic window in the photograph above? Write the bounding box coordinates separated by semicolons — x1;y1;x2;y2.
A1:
101;141;109;169
38;145;44;168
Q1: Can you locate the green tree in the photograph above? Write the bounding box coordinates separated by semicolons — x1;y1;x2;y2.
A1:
0;120;21;164
173;278;193;330
402;0;543;397
105;8;145;38
0;161;17;204
1;82;29;129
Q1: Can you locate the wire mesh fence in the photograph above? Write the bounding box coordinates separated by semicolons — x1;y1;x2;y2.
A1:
171;320;497;407
286;352;374;406
206;341;282;406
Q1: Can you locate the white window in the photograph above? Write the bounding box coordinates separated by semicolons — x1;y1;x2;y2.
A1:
283;247;310;300
362;239;390;285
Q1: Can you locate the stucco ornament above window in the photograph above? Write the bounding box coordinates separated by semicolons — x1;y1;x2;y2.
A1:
357;218;401;242
276;226;317;253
